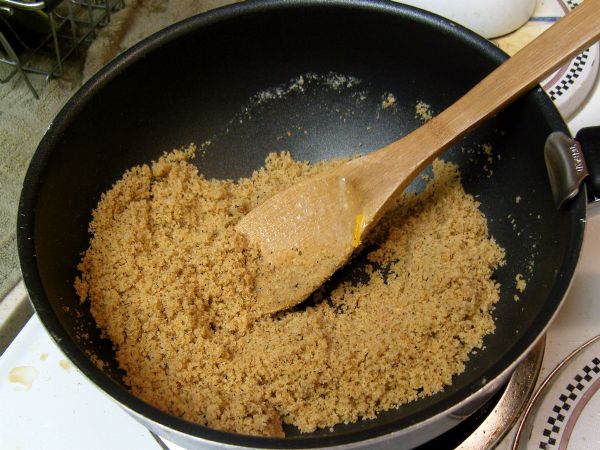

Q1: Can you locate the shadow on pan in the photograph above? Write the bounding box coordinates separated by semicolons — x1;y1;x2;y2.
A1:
17;0;584;448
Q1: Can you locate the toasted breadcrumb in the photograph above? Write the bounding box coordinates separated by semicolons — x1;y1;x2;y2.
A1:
75;147;505;437
415;101;433;121
382;93;396;109
515;273;527;293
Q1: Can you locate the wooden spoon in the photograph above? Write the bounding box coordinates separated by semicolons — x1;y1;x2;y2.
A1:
236;0;600;315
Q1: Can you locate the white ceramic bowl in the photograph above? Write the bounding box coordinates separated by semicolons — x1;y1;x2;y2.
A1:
397;0;537;38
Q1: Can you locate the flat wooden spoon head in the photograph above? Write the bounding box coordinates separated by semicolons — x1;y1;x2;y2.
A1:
236;0;600;315
236;171;363;315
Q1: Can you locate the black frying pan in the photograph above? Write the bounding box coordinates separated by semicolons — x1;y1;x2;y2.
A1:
17;1;589;448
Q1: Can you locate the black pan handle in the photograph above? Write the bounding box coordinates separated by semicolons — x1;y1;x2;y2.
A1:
576;126;600;200
544;126;600;208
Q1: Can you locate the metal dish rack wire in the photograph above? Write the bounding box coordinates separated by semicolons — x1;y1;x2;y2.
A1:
0;0;124;98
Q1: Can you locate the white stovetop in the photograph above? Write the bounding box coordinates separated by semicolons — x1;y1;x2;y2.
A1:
2;64;600;450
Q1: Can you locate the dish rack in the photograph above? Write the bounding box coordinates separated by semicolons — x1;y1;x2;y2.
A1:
0;0;124;98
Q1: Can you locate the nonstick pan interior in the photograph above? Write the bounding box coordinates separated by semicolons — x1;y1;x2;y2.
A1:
18;0;585;447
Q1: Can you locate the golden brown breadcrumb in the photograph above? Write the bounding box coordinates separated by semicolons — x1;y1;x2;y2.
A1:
75;147;504;437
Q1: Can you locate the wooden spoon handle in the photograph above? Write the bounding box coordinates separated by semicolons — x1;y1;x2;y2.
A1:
355;0;600;220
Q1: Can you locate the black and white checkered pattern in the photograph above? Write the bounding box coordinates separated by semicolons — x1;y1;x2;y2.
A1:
538;357;600;449
546;50;590;100
544;0;592;102
565;0;580;9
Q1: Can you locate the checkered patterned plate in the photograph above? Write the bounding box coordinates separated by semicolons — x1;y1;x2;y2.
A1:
512;334;600;449
540;0;600;119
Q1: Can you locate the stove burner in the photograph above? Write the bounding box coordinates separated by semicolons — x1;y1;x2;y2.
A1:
150;337;545;450
423;337;545;449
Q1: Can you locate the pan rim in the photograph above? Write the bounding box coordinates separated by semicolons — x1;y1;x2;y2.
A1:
16;0;586;448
